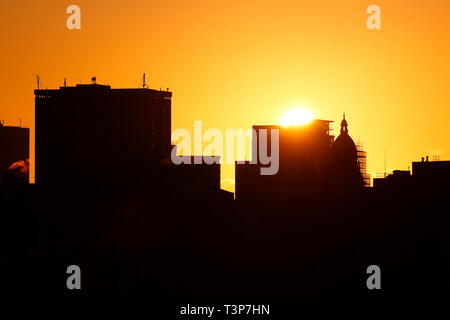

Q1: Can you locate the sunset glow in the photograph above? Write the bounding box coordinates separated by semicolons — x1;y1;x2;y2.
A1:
1;0;450;193
279;108;314;127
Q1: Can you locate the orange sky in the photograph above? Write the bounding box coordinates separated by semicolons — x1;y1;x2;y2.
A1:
1;0;450;192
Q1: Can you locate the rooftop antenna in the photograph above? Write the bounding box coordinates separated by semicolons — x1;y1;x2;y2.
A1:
19;118;22;127
384;150;387;178
64;78;67;87
36;75;41;90
91;76;97;85
142;73;147;88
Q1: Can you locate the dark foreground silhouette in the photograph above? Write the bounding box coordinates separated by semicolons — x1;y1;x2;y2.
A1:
1;172;450;300
2;83;449;300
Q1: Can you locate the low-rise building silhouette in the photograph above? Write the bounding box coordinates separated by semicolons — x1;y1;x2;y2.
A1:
373;158;450;193
0;122;29;185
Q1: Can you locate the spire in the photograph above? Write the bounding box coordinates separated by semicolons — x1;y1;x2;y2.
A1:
340;112;348;135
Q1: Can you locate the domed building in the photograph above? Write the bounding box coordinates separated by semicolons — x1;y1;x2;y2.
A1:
331;114;364;190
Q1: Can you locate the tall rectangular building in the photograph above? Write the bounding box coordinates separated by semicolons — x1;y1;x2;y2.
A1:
35;83;172;187
235;120;334;205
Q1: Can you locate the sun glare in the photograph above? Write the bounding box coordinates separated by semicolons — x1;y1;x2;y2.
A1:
279;108;314;127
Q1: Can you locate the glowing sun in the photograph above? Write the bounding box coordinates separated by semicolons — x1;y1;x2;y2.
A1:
279;108;314;127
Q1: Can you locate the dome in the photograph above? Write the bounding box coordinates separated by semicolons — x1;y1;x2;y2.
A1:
332;113;357;162
333;132;357;158
330;113;364;190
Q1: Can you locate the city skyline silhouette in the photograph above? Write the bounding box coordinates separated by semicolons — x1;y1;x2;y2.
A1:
2;0;450;193
1;0;450;306
1;80;450;300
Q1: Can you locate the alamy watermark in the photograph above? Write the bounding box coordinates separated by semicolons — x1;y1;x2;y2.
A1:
367;5;381;30
171;121;279;176
66;265;81;290
366;265;381;290
64;5;380;31
66;5;81;30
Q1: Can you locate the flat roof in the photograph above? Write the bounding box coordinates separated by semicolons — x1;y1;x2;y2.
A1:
34;83;172;97
0;124;29;130
413;160;450;165
252;119;333;129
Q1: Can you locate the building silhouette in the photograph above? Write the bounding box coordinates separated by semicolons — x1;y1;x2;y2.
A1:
331;114;365;191
0;79;446;299
373;157;450;193
35;83;172;188
413;157;450;190
235;115;366;205
0;122;29;185
34;81;231;199
373;169;411;190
